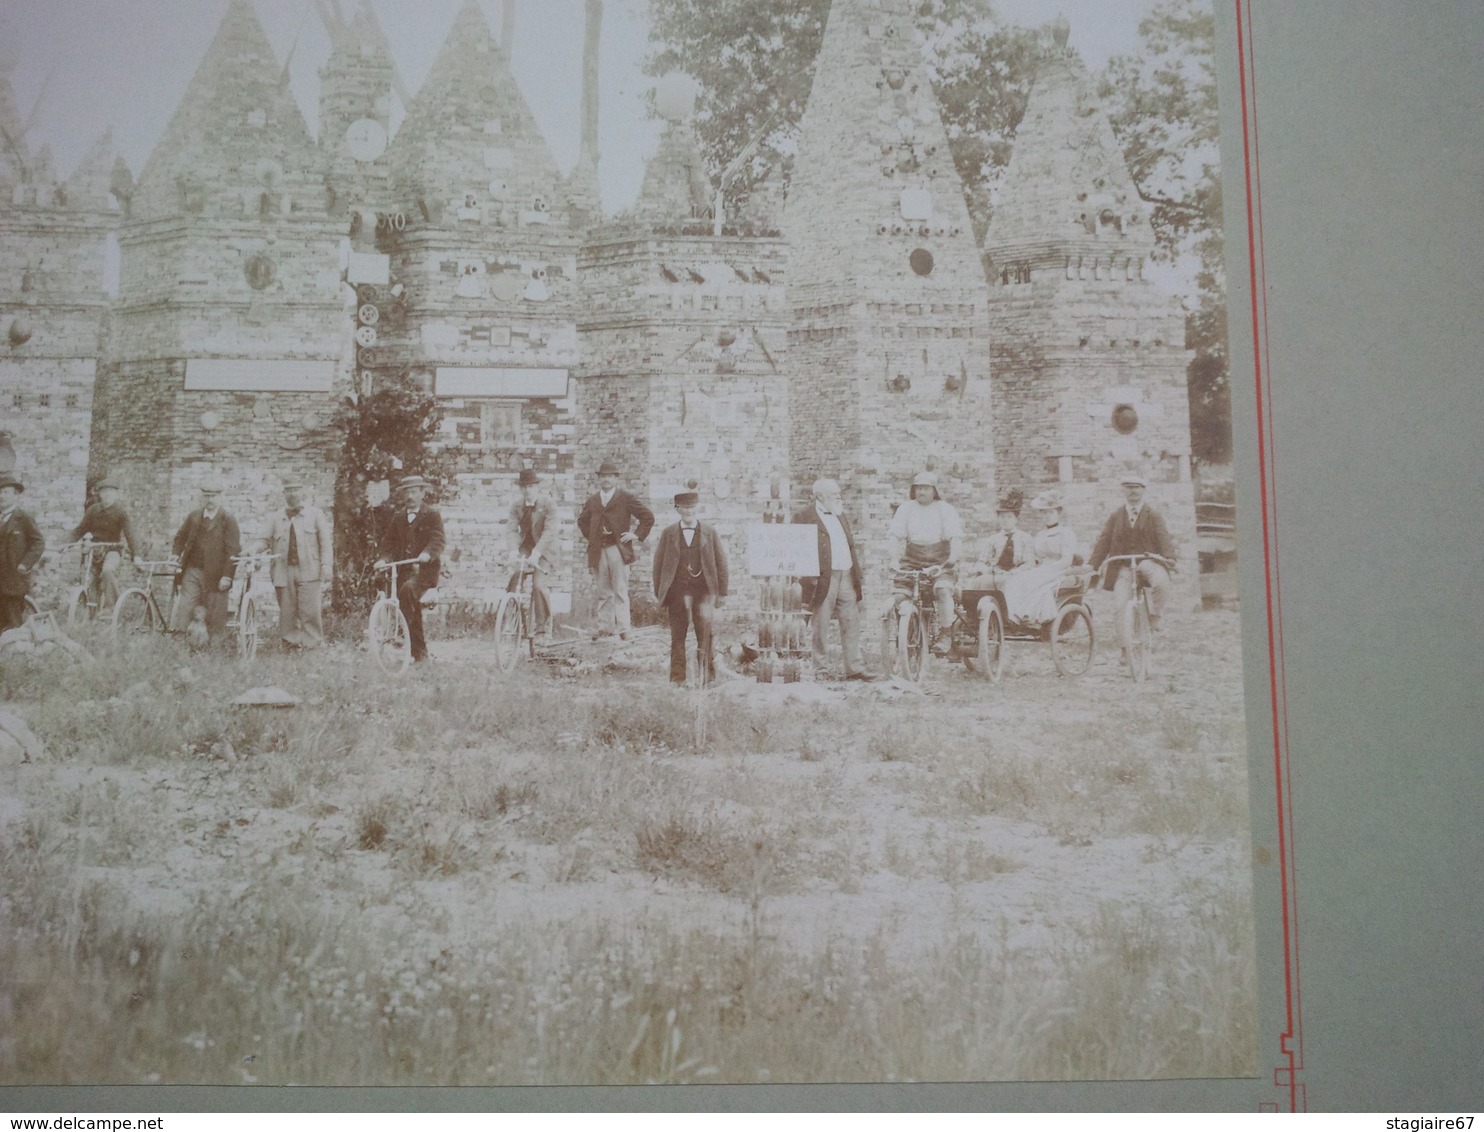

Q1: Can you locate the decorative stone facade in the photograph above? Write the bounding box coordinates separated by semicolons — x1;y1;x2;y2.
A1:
3;0;1204;619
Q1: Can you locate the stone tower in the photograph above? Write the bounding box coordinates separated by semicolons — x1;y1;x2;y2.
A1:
1;52;119;534
784;0;994;597
94;0;348;555
984;25;1197;595
381;0;582;604
577;113;790;615
318;0;397;210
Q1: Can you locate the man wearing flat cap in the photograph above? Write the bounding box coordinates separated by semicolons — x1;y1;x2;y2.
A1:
577;459;654;640
1090;471;1177;654
653;487;728;686
0;472;45;633
260;481;332;649
507;468;558;638
69;476;139;613
170;479;242;645
374;476;445;663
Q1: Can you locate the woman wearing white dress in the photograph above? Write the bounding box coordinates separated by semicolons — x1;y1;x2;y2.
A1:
1001;491;1079;625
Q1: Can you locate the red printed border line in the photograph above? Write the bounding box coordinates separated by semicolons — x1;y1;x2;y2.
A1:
1233;0;1304;1114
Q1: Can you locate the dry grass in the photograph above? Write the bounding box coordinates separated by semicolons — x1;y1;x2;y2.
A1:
0;610;1258;1085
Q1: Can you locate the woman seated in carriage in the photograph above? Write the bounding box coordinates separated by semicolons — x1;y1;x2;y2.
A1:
997;490;1081;625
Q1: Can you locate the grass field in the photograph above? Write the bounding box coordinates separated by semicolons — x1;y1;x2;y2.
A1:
0;600;1257;1085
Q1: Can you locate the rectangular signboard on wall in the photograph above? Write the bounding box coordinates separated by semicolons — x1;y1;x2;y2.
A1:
183;359;336;392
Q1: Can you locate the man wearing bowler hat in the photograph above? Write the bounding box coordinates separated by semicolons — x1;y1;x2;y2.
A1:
260;480;332;649
0;472;45;633
577;459;654;640
1089;470;1177;658
170;479;242;645
653;487;728;686
374;475;445;663
507;468;558;638
70;476;140;612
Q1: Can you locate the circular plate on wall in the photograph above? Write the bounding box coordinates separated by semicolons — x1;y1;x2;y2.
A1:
345;118;388;162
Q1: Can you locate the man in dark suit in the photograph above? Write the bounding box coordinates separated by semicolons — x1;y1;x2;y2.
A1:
374;475;446;663
652;488;728;686
793;478;874;681
170;480;242;645
577;459;654;640
1089;471;1178;652
0;473;45;633
507;468;559;637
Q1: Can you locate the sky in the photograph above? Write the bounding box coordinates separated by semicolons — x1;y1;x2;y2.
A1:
1;0;1170;216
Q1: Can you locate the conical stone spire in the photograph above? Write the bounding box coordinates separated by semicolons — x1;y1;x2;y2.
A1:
388;0;563;227
62;128;120;212
985;40;1155;275
132;0;320;222
632;120;712;227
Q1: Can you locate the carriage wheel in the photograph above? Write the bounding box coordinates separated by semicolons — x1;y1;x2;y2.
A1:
975;597;1004;683
1050;603;1095;679
238;594;259;661
1128;596;1153;682
66;586;91;627
899;606;928;685
492;594;525;673
112;588;154;639
370;598;410;674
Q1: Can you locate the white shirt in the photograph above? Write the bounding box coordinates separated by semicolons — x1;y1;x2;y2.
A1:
1126;505;1142;525
888;499;964;545
599;488;615;507
681;522;696;546
817;510;852;571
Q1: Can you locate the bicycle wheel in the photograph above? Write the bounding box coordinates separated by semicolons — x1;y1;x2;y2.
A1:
112;588;154;638
899;606;928;685
880;608;901;677
492;594;524;673
369;599;410;674
1050;603;1095;679
975;597;1004;683
66;587;91;627
238;594;259;661
1128;595;1152;682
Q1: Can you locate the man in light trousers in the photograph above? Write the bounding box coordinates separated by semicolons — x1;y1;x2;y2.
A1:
260;481;332;649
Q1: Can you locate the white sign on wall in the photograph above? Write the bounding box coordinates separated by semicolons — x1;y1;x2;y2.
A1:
184;359;335;392
746;523;820;578
435;367;569;398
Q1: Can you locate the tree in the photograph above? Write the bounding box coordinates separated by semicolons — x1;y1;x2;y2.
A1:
1101;0;1230;466
330;374;458;615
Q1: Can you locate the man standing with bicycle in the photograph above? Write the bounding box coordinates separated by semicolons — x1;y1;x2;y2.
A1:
70;477;140;613
0;472;44;634
1089;471;1177;658
374;475;444;664
507;468;558;638
170;480;241;646
260;481;332;650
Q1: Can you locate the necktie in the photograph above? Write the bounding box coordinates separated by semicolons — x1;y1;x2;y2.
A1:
996;534;1017;571
287;520;299;566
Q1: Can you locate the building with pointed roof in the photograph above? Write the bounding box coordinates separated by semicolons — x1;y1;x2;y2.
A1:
783;0;995;598
984;28;1197;595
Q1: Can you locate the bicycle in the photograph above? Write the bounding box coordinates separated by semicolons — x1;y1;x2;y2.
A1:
492;565;537;673
54;539;129;627
227;551;279;661
369;558;421;673
111;558;182;640
880;564;948;685
1100;552;1174;682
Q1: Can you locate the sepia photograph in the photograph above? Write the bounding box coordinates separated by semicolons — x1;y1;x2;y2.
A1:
0;0;1257;1087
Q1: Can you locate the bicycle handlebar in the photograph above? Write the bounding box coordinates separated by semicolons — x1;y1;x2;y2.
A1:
376;558;424;570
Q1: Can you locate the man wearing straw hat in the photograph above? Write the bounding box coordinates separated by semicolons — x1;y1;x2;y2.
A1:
1089;470;1177;654
170;479;242;645
507;468;558;638
0;472;45;633
577;459;654;640
374;475;445;664
260;480;332;649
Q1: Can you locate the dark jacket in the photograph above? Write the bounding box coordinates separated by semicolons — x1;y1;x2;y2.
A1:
0;507;45;597
1089;504;1177;591
171;508;242;589
71;502;138;558
378;505;446;589
652;522;728;604
577;489;655;571
793;504;864;609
